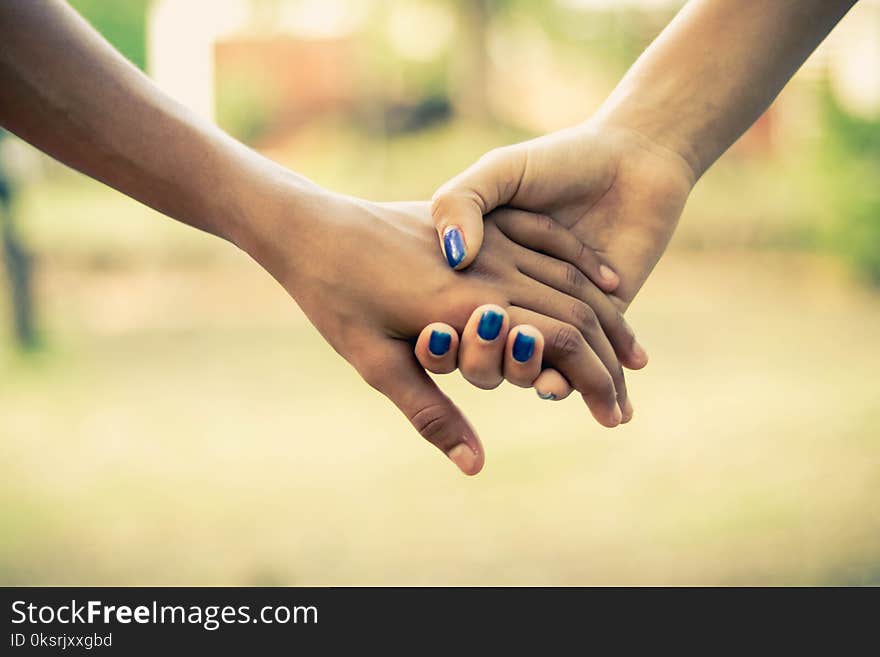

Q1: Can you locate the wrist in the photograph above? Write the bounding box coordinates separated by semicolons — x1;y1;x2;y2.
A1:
223;157;338;285
592;82;703;185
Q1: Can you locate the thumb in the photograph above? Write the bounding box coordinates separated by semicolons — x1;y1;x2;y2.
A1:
432;146;527;270
359;340;485;475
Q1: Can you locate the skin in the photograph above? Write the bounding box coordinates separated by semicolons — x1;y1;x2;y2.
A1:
432;0;859;360
0;0;646;476
415;311;575;402
256;198;636;441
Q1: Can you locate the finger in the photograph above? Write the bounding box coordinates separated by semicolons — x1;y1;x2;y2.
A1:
503;324;543;388
533;368;573;401
357;340;485;476
508;307;622;428
516;250;648;370
415;323;460;375
431;146;527;270
494;208;620;292
511;280;631;419
458;304;509;390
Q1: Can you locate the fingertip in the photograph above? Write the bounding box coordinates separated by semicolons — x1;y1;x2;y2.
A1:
533;368;572;401
442;225;467;269
504;325;543;388
415;322;459;374
447;442;484;475
631;341;649;368
621;343;648;370
469;304;508;343
617;320;648;370
598;264;620;291
459;305;509;390
509;324;542;363
427;325;456;357
583;394;622;428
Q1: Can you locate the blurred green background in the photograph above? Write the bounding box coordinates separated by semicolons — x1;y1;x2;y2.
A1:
1;0;878;585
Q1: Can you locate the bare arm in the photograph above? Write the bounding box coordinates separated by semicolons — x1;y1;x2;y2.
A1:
597;0;858;179
431;0;858;297
0;0;642;471
0;0;316;254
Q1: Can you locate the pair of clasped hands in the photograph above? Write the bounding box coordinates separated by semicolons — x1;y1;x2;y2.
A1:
271;125;694;476
3;0;853;476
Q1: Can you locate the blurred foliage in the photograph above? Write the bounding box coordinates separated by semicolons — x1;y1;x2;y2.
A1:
819;88;880;284
69;0;150;71
491;0;675;75
354;2;455;135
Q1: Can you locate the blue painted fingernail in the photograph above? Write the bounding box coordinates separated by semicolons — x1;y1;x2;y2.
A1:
443;226;466;268
512;333;536;362
537;391;557;401
477;310;503;341
428;330;452;356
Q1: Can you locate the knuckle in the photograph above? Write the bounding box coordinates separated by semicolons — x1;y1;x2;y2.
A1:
571;302;599;334
563;263;587;290
536;213;556;234
551;324;583;358
480;146;510;167
409;403;456;446
430;191;452;213
576;240;594;267
430;190;464;220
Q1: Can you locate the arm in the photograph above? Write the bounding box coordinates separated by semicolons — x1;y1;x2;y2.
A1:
0;0;639;474
597;0;858;179
432;0;858;292
0;0;303;252
0;0;492;470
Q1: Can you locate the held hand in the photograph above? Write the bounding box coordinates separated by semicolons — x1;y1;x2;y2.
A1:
243;190;643;475
414;306;576;403
432;121;696;309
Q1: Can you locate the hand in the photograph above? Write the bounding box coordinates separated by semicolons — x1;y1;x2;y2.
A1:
414;305;575;402
431;121;696;311
242;189;642;475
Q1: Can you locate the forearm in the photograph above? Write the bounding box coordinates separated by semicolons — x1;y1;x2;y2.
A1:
596;0;857;179
0;0;319;253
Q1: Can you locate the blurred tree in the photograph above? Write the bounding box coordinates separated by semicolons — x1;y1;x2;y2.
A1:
69;0;150;71
449;0;492;121
822;90;880;284
0;132;38;350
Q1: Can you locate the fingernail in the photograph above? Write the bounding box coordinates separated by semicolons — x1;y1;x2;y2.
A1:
428;330;452;356
632;341;649;365
443;226;466;269
512;333;536;362
448;443;478;474
612;403;623;425
537;391;557;401
477;309;504;341
599;264;618;283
